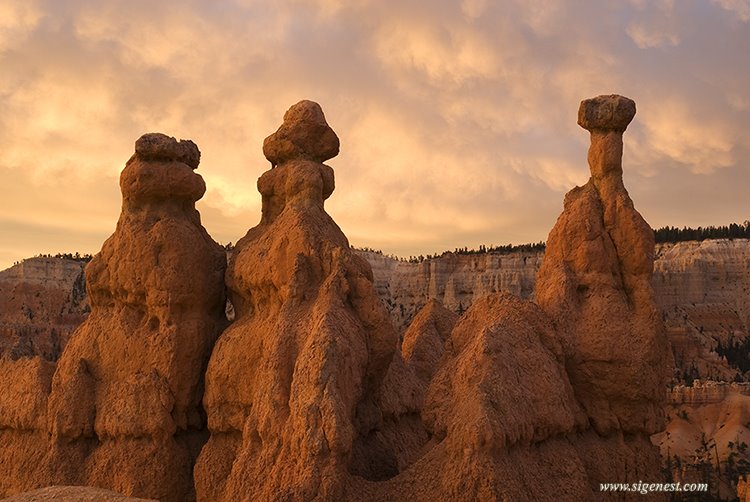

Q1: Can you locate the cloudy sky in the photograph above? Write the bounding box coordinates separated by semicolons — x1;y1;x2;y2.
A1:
1;0;748;270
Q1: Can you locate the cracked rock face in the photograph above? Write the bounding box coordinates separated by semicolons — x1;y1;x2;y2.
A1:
195;101;396;502
37;133;227;501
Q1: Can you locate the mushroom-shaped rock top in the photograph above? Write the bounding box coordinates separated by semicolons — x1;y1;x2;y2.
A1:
122;133;206;203
577;94;636;133
263;100;340;166
134;132;201;169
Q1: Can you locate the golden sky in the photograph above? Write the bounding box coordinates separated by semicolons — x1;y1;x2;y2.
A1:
1;0;749;270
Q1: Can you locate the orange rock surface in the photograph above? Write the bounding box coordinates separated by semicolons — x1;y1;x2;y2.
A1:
194;101;397;501
0;133;227;501
1;485;157;501
0;257;89;360
0;96;670;501
401;298;457;386
536;94;668;436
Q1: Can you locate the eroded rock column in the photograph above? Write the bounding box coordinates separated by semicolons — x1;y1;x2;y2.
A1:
44;134;227;501
195;101;396;501
536;95;668;436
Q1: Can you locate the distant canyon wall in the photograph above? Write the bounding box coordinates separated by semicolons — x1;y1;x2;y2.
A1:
363;250;541;331
654;240;750;381
0;258;88;360
668;380;750;406
362;239;750;336
3;238;749;385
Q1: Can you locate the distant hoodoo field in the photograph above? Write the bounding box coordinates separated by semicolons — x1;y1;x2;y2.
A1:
1;95;743;501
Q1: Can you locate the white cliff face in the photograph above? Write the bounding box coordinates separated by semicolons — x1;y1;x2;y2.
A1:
359;250;541;331
0;258;87;285
667;380;750;406
0;239;748;371
654;240;750;382
654;240;750;330
358;240;750;383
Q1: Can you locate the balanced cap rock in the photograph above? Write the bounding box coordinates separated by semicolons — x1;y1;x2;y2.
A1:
577;94;636;132
262;100;340;165
133;132;201;169
576;94;636;183
121;134;207;205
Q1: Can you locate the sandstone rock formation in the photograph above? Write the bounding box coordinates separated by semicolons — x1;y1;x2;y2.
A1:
655;239;750;383
739;476;750;502
0;257;89;360
195;96;669;501
654;380;750;498
355;300;457;482
346;290;661;501
3;240;746;389
195;101;397;501
0;356;55;496
388;293;591;500
0;96;676;500
346;95;668;500
400;299;457;386
668;380;750;406
655;388;750;499
0;133;227;501
536;94;669;436
363;239;750;387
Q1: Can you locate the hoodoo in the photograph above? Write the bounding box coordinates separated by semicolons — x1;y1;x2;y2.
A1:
195;101;397;501
36;134;224;501
536;94;668;436
347;94;669;501
0;96;670;502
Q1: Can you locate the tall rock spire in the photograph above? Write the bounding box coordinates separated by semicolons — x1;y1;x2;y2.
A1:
43;133;227;501
536;94;668;436
195;101;396;501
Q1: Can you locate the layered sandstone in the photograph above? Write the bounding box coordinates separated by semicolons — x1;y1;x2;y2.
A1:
657;380;750;497
655;239;750;382
655;389;750;499
668;380;750;406
364;250;540;331
0;133;227;501
0;257;88;360
195;101;397;501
